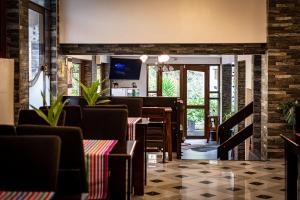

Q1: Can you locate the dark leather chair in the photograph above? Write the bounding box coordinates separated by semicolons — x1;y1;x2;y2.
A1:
0;125;16;135
87;104;128;109
18;109;66;126
0;135;61;191
82;108;128;141
16;125;88;195
63;105;82;127
110;97;143;117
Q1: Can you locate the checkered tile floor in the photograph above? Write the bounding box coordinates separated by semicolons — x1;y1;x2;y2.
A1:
133;155;285;200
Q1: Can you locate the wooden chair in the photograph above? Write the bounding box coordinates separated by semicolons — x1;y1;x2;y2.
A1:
0;135;61;191
81;108;128;141
16;125;88;195
142;107;167;163
110;97;143;117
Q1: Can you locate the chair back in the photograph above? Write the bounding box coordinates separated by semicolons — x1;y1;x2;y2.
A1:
0;135;61;191
87;104;128;109
63;105;82;127
16;125;88;194
82;108;128;141
18;109;66;126
142;107;166;122
110;97;143;117
0;125;16;135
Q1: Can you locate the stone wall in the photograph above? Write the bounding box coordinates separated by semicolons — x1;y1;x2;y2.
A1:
221;64;232;120
266;0;300;158
6;0;29;120
237;60;246;159
252;55;262;159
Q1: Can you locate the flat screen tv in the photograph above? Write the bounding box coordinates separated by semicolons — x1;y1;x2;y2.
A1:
109;58;142;80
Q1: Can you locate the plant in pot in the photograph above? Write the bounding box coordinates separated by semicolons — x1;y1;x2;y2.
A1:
78;79;110;106
277;100;299;132
31;91;68;126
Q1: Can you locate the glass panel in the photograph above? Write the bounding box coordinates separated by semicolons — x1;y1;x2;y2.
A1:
148;65;157;92
210;65;219;91
187;70;205;105
29;9;44;81
67;63;80;96
210;99;219;116
187;108;205;137
30;0;50;9
162;70;180;97
209;93;219;98
29;8;49;108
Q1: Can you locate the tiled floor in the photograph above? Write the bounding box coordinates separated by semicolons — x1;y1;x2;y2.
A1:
133;155;285;200
181;139;218;160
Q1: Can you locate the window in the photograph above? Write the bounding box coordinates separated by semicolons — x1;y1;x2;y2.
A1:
147;65;157;96
67;63;80;96
209;65;220;116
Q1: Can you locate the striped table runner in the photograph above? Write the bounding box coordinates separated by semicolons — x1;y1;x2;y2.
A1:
127;117;141;140
0;191;54;200
83;140;117;200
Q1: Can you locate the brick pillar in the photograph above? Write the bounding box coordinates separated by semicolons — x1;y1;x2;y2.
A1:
6;0;29;121
221;64;232;121
266;0;300;158
50;0;58;95
237;60;246;159
251;55;262;159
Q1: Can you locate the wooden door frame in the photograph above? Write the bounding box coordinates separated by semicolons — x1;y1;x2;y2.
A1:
183;65;210;139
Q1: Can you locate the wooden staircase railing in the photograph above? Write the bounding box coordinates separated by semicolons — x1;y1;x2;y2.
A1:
217;102;253;160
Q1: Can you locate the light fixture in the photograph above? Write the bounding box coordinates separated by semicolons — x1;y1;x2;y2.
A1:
139;55;148;63
158;54;170;63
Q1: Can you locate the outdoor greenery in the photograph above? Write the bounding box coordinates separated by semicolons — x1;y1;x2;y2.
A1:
162;71;180;97
277;100;299;127
31;91;68;126
79;79;110;106
70;63;80;96
148;66;157;91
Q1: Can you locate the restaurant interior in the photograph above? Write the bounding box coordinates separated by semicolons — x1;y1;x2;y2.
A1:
0;0;300;199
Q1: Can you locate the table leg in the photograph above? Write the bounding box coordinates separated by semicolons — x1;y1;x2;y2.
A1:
166;112;172;161
133;123;145;195
109;157;126;200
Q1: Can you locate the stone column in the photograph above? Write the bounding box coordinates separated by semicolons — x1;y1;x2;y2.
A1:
221;64;232;121
237;60;246;159
251;55;262;159
266;0;300;158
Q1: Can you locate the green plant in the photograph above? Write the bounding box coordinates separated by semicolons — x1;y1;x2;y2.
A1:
223;111;234;121
79;79;110;106
277;100;299;127
30;91;68;127
162;78;176;97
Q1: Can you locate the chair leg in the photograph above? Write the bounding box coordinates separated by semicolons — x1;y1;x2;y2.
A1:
162;124;166;163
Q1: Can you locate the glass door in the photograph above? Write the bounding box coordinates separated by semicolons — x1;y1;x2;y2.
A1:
28;2;50;108
185;66;209;138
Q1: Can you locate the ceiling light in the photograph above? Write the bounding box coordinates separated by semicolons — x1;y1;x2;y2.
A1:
139;55;148;63
158;54;170;63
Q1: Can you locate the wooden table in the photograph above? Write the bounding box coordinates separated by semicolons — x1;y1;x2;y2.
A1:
131;118;148;195
280;133;300;200
142;107;173;161
109;140;136;200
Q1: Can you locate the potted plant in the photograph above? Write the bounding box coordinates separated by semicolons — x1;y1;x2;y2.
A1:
31;91;68;126
277;100;299;131
79;79;110;106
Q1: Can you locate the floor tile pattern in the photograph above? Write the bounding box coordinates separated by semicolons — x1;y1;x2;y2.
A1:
133;156;285;200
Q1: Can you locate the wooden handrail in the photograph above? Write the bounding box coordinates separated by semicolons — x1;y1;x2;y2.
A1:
217;124;253;159
217;101;254;160
219;102;253;132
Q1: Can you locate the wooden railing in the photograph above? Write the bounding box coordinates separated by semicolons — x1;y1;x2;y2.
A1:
217;102;253;160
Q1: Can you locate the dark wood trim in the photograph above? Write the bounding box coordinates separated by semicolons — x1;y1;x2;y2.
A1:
0;0;6;58
59;43;267;55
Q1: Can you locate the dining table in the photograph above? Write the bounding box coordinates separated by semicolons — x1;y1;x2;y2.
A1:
83;139;136;200
127;117;149;195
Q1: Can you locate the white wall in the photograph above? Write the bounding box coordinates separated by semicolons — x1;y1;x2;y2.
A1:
60;0;267;43
238;55;253;90
0;59;14;125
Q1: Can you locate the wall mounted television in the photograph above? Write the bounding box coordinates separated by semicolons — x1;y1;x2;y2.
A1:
109;58;142;80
